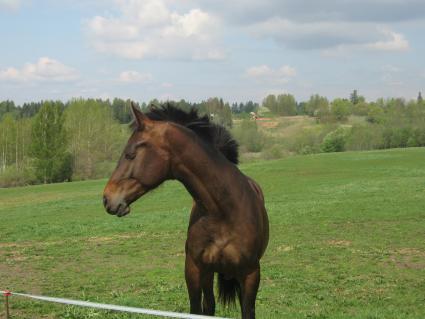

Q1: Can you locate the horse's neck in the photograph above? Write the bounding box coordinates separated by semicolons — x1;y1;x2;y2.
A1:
169;128;242;215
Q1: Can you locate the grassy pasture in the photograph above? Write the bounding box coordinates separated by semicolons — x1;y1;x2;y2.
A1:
1;148;425;318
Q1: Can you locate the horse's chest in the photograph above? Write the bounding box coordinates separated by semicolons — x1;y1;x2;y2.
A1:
200;239;241;267
187;217;251;269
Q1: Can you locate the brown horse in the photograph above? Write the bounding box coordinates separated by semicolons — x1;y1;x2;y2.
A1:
103;103;269;318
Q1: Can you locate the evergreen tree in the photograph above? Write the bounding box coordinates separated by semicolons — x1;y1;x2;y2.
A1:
30;101;71;183
418;92;423;103
349;90;366;105
297;101;307;115
243;101;259;113
0;100;18;120
176;99;191;112
20;101;42;118
350;90;359;105
111;98;132;123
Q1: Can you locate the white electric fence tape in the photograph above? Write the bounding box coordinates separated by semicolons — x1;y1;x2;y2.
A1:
1;290;231;319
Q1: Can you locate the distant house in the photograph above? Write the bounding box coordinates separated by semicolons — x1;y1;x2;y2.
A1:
250;112;259;120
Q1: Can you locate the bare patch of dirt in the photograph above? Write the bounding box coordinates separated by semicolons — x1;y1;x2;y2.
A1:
276;245;294;253
327;240;352;247
389;248;425;269
0;232;148;249
257;120;279;128
1;249;28;262
85;232;147;244
0;260;44;294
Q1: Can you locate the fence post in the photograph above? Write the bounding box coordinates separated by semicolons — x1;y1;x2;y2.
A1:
3;290;11;319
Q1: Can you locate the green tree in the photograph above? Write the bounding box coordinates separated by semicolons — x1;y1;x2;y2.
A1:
346;124;384;151
20;102;42;118
111;98;131;123
0;114;16;172
276;94;297;116
297;101;307;115
176;99;192;112
233;119;264;152
0;113;33;187
366;103;385;124
330;98;351;121
321;128;347;152
199;97;232;128
386;97;406;111
350;90;359;105
262;94;278;114
352;101;370;116
349;90;366;105
66;98;127;179
0;100;18;120
30;101;71;183
305;94;329;117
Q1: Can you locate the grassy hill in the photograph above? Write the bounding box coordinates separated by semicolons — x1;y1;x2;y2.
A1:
1;148;424;318
232;114;368;161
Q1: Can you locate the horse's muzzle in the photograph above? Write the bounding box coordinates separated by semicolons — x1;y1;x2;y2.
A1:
103;195;130;217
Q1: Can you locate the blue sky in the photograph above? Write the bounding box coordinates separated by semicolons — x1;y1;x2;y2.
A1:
0;0;424;104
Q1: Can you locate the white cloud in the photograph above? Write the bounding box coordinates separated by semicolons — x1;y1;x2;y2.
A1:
86;0;224;60
197;0;425;24
0;0;21;11
245;64;296;84
89;16;139;40
0;57;79;82
191;1;415;54
365;29;409;51
249;18;369;49
117;70;152;83
249;17;410;53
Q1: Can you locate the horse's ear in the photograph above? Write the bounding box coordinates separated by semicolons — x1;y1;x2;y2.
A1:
130;102;147;130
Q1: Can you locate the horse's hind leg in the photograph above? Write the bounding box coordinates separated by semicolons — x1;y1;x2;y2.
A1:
201;271;215;315
239;266;260;319
185;254;202;314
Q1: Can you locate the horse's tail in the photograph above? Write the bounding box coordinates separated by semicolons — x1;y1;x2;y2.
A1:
217;274;240;306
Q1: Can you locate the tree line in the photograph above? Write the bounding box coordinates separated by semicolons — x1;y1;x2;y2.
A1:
0;97;239;187
0;91;424;187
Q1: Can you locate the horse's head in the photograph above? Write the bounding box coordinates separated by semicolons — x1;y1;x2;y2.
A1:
103;103;171;217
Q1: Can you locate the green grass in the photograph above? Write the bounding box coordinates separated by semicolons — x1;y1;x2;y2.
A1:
1;148;425;318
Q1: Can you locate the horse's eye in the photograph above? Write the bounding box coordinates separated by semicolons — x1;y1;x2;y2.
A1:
125;152;136;160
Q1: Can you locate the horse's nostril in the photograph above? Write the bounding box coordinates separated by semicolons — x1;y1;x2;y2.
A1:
103;196;108;208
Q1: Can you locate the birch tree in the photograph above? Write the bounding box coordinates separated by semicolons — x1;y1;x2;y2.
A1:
30;101;71;183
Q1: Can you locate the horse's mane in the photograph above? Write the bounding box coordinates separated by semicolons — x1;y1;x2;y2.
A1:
142;103;239;164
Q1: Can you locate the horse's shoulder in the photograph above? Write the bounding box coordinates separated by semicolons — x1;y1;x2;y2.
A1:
245;176;264;203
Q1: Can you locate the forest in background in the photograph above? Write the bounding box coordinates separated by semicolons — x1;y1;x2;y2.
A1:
0;90;424;187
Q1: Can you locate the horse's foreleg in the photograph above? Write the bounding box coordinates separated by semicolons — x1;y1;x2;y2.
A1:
201;271;215;315
185;254;202;314
239;266;260;319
